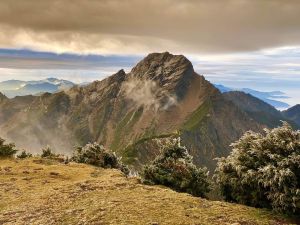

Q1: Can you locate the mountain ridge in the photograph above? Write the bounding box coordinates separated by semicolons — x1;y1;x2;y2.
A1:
283;104;300;126
214;84;290;109
0;74;291;109
0;52;294;171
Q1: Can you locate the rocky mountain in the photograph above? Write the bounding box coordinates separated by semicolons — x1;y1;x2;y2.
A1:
214;84;290;109
0;78;75;98
0;52;291;171
283;104;300;126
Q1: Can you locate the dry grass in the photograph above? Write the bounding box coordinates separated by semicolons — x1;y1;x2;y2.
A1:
0;158;295;225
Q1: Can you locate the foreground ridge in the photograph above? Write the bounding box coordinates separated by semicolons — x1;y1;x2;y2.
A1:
0;158;293;225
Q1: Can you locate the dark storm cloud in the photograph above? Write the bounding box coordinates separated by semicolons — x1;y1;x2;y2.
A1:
0;0;300;54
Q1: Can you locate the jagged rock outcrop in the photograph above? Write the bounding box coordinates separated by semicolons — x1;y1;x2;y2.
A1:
0;52;288;170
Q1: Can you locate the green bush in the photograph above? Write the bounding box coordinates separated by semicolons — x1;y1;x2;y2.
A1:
142;138;210;197
41;146;56;158
214;122;300;214
0;137;18;158
17;150;32;159
72;142;129;175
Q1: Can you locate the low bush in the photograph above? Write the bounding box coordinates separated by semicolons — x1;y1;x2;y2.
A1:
41;146;56;158
17;150;33;159
214;122;300;214
142;138;210;197
0;137;18;158
72;142;129;175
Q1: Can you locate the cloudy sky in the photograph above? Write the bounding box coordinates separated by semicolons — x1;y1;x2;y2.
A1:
0;0;299;105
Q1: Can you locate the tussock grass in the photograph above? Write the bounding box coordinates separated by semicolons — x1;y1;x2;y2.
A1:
0;158;295;224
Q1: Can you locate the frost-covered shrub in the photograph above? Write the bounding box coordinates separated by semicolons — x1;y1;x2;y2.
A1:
17;150;32;159
214;122;300;214
72;142;129;175
0;137;18;158
142;138;210;197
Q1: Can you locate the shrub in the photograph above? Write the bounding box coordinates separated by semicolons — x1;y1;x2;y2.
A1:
41;146;56;158
0;137;18;158
17;150;33;159
142;138;210;197
214;122;300;214
72;142;129;175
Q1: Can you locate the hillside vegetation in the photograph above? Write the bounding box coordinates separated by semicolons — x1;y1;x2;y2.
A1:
0;158;296;225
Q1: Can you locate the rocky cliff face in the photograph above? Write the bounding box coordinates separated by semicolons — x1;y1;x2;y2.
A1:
0;52;286;170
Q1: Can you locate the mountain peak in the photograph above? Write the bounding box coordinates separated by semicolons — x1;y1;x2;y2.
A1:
143;51;188;62
46;77;59;82
106;69;126;84
117;69;126;75
128;52;195;99
130;52;193;78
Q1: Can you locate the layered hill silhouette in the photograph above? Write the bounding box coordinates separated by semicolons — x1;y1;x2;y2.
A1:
214;84;290;108
283;104;300;126
0;78;74;98
0;52;296;170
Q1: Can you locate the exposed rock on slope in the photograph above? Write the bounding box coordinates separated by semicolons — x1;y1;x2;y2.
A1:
0;52;287;170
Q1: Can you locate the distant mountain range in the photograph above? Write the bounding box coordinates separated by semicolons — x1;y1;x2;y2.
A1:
0;78;75;98
214;84;290;109
1;52;299;171
0;79;290;110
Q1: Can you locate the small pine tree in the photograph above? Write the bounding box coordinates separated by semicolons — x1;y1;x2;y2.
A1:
142;138;210;197
214;122;300;214
72;142;129;175
0;137;18;158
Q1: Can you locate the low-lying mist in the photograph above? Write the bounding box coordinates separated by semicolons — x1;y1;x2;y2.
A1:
122;78;177;112
0;117;75;155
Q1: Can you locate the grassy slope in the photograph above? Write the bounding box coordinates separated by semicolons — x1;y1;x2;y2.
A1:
0;158;295;225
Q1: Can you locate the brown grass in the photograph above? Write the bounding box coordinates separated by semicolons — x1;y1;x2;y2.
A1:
0;158;295;225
